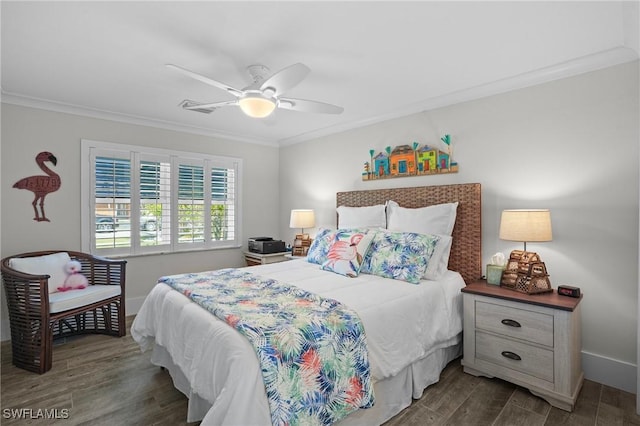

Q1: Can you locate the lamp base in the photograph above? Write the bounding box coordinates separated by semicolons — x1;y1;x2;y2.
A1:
292;233;311;256
500;250;552;294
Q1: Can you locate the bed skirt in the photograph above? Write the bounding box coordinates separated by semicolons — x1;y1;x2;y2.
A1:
148;334;462;425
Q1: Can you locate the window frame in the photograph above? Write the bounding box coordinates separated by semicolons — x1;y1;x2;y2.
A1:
81;139;243;256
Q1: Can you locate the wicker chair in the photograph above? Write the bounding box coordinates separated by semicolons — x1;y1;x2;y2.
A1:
1;250;126;374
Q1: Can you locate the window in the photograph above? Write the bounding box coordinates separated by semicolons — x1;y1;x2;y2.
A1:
81;140;242;256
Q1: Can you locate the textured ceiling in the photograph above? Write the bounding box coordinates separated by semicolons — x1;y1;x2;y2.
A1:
1;1;638;146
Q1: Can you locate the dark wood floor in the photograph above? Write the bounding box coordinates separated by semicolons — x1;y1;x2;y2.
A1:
1;316;638;425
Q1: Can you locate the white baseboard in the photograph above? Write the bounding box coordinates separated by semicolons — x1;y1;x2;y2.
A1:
582;350;636;394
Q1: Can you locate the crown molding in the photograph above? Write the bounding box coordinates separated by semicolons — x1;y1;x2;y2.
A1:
279;46;639;146
0;91;279;147
2;46;637;148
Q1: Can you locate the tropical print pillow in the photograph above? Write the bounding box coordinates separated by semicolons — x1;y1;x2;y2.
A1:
306;228;335;265
361;230;441;284
321;230;374;277
307;227;371;265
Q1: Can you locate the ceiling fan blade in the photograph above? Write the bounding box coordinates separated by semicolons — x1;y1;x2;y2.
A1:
167;64;243;97
279;97;344;114
181;99;238;111
260;63;310;96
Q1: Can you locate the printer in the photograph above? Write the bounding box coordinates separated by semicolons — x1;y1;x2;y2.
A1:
248;237;286;254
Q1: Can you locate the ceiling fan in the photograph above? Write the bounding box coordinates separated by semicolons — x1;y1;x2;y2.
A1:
167;62;344;118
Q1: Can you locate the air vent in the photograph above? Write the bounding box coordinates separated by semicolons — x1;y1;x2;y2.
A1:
179;100;215;114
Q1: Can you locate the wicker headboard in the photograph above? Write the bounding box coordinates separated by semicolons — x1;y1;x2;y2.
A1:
336;183;482;284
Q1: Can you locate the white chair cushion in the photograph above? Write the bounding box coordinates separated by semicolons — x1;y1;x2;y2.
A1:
9;252;71;294
48;285;121;314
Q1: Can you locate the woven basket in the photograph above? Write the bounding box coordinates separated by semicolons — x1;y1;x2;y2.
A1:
511;273;552;294
501;250;552;294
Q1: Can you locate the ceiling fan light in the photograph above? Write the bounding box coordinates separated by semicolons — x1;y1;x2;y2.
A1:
239;95;276;118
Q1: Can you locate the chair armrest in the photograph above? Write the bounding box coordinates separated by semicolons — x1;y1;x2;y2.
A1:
1;263;50;317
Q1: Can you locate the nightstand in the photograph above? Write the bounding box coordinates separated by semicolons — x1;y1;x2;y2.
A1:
461;281;583;411
243;251;289;266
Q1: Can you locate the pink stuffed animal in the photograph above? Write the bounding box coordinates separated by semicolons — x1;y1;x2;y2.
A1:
57;260;88;292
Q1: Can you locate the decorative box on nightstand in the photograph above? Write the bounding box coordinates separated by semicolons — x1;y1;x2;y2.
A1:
243;251;289;266
461;281;583;412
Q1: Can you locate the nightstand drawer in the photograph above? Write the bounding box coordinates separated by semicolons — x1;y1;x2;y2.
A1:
476;301;553;347
476;331;553;382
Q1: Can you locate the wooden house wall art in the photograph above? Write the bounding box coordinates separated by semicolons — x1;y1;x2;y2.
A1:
362;135;458;181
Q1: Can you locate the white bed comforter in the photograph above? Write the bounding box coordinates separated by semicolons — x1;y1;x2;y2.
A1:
131;259;465;425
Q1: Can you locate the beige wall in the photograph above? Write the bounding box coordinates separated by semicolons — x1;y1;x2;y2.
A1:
1;104;281;336
279;61;640;390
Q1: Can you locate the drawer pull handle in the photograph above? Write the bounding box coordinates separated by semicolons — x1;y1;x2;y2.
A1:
501;351;522;361
501;319;521;328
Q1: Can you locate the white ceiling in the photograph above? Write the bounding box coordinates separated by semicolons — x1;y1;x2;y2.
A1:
1;1;638;146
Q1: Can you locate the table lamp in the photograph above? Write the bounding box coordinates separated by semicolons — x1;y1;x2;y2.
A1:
289;209;315;256
499;209;552;251
289;209;315;235
498;209;553;293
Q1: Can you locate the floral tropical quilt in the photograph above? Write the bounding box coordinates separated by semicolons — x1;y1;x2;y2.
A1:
159;268;375;425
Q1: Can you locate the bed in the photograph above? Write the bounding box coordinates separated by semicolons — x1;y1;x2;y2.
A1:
131;183;482;425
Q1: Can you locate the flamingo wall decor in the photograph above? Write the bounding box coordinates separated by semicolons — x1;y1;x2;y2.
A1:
13;151;61;222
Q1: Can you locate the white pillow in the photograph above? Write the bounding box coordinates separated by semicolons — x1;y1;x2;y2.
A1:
386;200;458;236
337;204;386;229
423;235;453;280
9;252;71;294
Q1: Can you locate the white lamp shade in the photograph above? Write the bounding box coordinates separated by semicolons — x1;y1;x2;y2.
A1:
239;95;276;118
499;209;552;243
290;209;315;229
